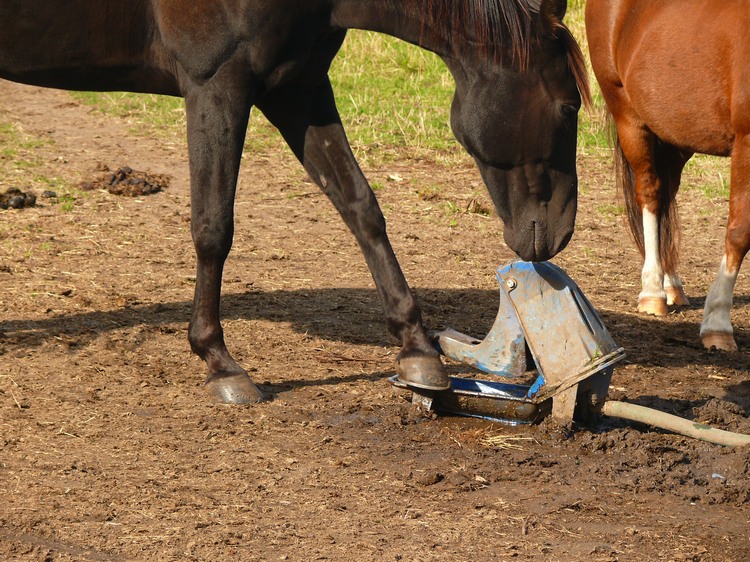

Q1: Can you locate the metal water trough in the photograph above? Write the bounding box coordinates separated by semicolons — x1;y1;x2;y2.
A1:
392;260;625;425
391;261;750;447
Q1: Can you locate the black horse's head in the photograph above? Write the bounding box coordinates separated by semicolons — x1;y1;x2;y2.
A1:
444;0;590;262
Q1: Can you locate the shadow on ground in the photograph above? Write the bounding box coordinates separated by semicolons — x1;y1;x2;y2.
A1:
3;287;750;374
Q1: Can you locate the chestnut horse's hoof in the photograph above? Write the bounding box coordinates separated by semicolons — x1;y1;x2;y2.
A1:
701;332;738;352
205;374;266;404
396;354;450;391
665;286;690;306
638;296;668;316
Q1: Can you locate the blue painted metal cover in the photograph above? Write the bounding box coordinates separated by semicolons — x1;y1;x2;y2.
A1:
434;261;625;406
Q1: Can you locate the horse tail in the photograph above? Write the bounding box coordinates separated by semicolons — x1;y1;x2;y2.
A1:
655;141;681;274
609;115;644;258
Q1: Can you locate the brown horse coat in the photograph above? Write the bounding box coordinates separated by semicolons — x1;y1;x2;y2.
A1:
587;0;750;350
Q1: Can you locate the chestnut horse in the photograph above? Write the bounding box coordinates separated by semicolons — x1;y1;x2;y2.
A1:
1;0;590;402
587;0;750;351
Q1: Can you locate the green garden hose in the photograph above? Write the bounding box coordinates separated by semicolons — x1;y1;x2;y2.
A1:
601;401;750;447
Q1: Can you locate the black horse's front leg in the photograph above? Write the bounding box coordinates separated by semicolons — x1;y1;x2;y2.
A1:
183;72;264;403
259;80;448;390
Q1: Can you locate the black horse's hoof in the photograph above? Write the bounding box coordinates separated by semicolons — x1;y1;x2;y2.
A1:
205;374;266;404
396;354;450;391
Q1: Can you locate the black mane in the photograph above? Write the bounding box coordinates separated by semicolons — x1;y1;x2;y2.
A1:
391;0;592;106
391;0;538;64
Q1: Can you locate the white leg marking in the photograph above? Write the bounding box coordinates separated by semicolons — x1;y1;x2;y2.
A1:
701;256;738;336
639;208;665;300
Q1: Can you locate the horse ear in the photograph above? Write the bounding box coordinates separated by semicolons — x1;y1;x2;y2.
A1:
539;0;567;29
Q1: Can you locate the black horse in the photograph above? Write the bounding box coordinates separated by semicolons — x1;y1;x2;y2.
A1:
0;0;590;403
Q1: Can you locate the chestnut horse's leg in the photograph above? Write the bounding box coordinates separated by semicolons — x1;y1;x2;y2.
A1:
701;135;750;351
258;79;448;390
613;106;690;316
183;69;264;403
614;116;670;315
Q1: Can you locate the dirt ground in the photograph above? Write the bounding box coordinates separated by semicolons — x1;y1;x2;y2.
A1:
1;79;749;562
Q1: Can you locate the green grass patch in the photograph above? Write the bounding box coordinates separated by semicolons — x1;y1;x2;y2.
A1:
564;0;611;150
0;122;50;162
71;91;186;136
57;193;77;212
684;155;731;200
330;31;456;161
0;120;61;192
596;203;625;218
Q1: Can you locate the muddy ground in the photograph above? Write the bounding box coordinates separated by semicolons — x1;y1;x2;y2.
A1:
1;80;749;561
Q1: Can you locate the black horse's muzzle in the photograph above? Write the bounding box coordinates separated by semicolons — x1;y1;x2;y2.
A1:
503;215;574;262
483;164;577;262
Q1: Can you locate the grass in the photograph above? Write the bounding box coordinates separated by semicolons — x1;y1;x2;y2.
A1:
0;120;89;212
330;31;455;160
684;156;732;200
565;0;611;150
0;122;48;163
0;121;64;193
72;91;186;135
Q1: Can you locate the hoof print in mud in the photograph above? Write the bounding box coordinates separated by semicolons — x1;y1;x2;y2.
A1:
0;187;36;210
81;165;171;197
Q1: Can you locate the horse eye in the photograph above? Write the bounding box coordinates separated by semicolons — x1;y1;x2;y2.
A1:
561;103;579;116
